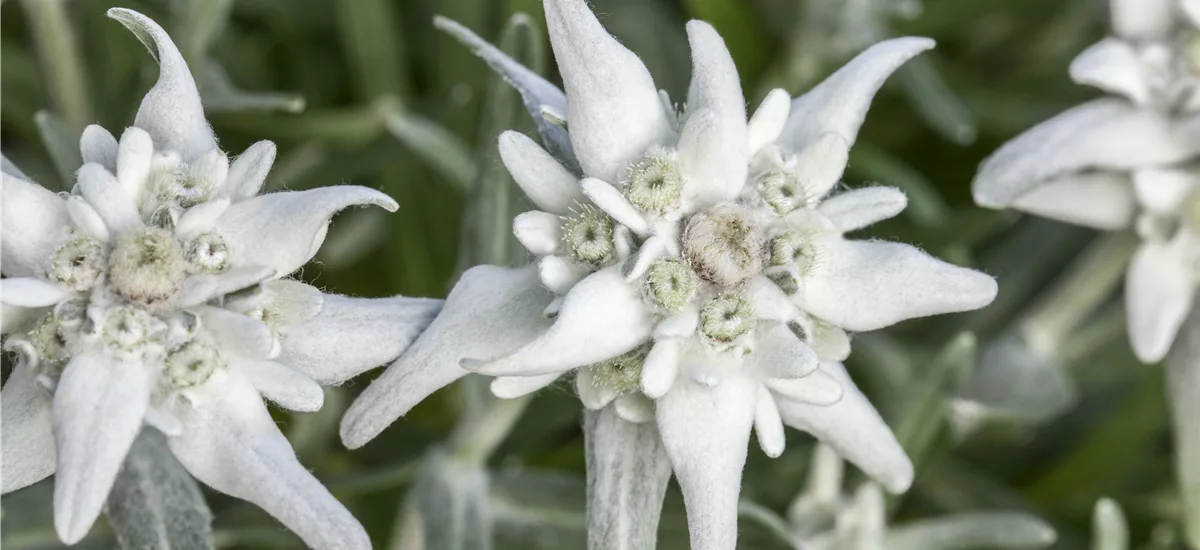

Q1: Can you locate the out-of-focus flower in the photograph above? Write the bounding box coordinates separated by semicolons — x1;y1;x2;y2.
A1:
0;9;439;548
973;0;1200;364
340;0;996;548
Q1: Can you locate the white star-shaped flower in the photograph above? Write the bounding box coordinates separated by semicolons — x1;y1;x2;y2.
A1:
973;0;1200;363
340;1;996;548
0;9;439;548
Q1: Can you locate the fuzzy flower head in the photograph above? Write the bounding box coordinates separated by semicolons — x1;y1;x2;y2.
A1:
973;0;1200;364
0;10;439;549
340;1;996;549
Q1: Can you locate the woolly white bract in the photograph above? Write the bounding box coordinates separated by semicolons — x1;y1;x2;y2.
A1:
0;9;440;549
973;0;1200;364
340;0;997;548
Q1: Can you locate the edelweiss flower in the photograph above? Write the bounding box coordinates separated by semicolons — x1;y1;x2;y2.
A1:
973;0;1200;363
0;10;439;548
340;1;996;548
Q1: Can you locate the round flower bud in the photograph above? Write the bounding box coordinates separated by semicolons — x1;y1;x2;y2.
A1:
769;230;820;274
700;293;755;345
101;306;157;352
166;340;224;388
47;236;106;292
108;227;187;306
643;259;698;312
682;204;763;287
589;344;650;394
624;150;684;214
30;315;69;366
185;231;230;273
757;170;808;215
563;206;616;266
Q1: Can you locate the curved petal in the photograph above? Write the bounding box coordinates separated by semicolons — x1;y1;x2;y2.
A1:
2;303;45;335
678;21;747;205
214;186;398;278
340;265;554;449
80;124;119;171
656;372;758;550
543;0;671;182
754;386;786;458
1111;0;1174;40
973;99;1198;207
818;186;908;233
77;162;140;235
109;9;216;161
577;367;619;410
748;89;791;156
168;370;369;550
514;210;564;255
2;173;70;277
434;16;578;171
236;358;324;412
499;132;585;215
2;363;56;493
52;354;150;544
1133;168;1198;216
277;295;442;385
641;338;681;398
775;362;913;493
0;278;74;308
1126;239;1195;363
224;141;277;201
1069;38;1149;104
749;323;820;380
116;127;154;204
580;178;649;234
765;370;843;405
197;306;276;360
1010;172;1136;230
465;266;655;376
799;238;998;332
490;372;563;399
778;37;934;154
614;393;654;423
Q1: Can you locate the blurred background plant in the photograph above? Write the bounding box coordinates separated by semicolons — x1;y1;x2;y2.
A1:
0;0;1185;548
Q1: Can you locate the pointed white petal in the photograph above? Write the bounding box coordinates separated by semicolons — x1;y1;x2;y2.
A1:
2;173;71;277
52;354;149;544
799;237;998;331
580;178;650;235
175;197;231;237
539;254;588;294
466;266;654;376
779;37;935;153
656;373;758;550
499;131;584;214
491;372;563;399
215;186;398;277
1126;239;1195;363
745;276;798;322
168;370;370;550
116;127;154;203
435;16;577;170
237;358;324;412
2;363;56;493
1069;38;1150;104
1;303;44;335
277;295;442;385
77;163;141;235
577;367;619;410
197;306;276;359
792;132;851;201
818;186;908;233
775;362;913;493
641;339;680;398
0;278;73;307
340;265;554;449
66;196;110;242
678;21;748;205
973;99;1198;207
766;369;843;405
624;235;669;281
109;9;216;161
751;323;820;380
1133;168;1198;215
175;265;276;309
654;306;699;339
614;393;654;423
543;0;671;182
514;210;563;255
810;320;851;362
748;89;791;156
1111;0;1174;40
80;125;118;171
1010;172;1136;230
754;386;786;458
225;141;276;200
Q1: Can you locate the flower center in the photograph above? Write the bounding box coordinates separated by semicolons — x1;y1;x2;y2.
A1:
165;339;224;388
48;236;106;292
185;231;230;274
682;204;763;287
643;259;699;312
563;205;617;265
699;293;755;344
757;170;809;215
624;149;684;214
769;230;820;274
108;227;187;306
588;344;650;394
101;305;160;352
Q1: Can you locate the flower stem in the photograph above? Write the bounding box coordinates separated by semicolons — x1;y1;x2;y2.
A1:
584;406;672;550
